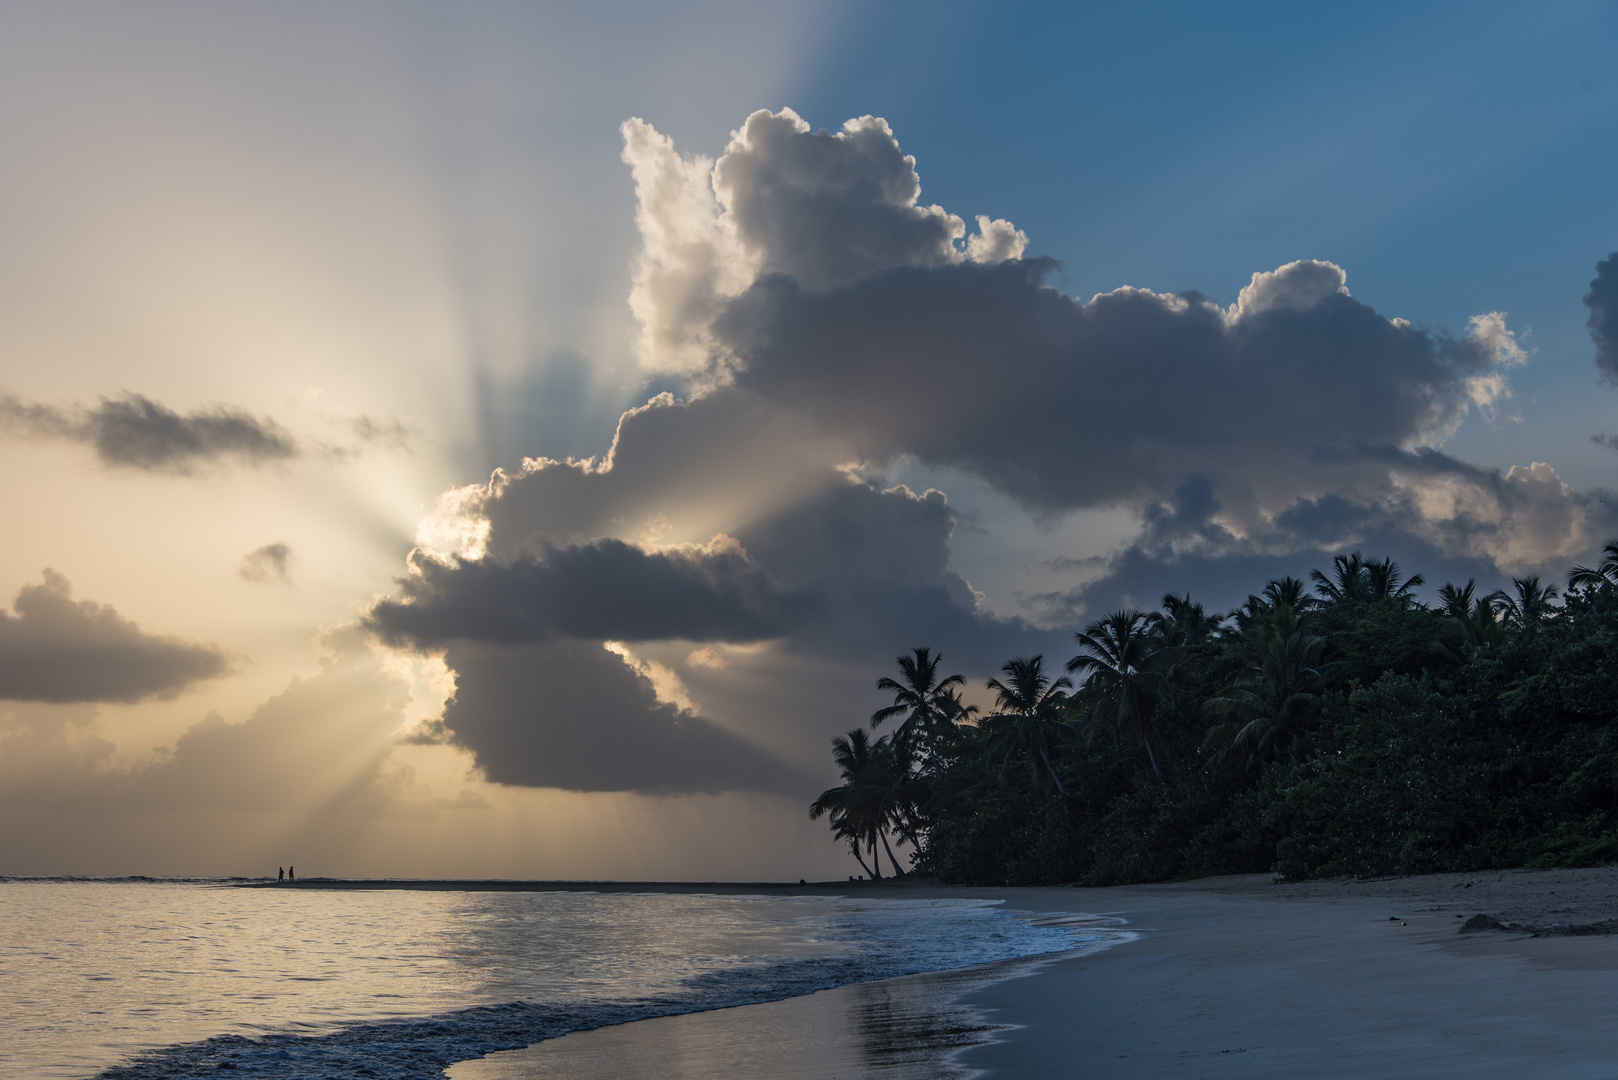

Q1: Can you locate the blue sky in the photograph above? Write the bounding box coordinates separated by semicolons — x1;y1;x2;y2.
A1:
783;1;1618;481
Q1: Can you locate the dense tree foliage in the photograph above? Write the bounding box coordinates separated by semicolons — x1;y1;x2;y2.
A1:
810;549;1618;884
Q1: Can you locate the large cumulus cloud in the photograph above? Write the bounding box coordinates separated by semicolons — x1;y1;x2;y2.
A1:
369;107;1615;797
718;257;1520;512
0;570;229;703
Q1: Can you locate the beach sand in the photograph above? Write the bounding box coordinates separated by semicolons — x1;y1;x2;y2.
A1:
447;868;1618;1079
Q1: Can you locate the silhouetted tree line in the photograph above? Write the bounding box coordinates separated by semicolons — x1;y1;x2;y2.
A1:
811;543;1618;884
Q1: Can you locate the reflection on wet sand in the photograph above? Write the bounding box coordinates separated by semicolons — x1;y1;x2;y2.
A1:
450;953;1052;1080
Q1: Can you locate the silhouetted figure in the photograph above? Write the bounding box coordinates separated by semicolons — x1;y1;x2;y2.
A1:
289;865;295;881
278;867;284;881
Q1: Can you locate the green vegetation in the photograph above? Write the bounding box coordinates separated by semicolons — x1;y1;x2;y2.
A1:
810;544;1618;884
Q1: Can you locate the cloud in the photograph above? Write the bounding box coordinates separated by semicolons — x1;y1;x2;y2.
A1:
0;391;418;472
621;108;1029;378
1588;252;1618;383
369;534;807;648
716;258;1522;514
316;414;421;463
349;414;418;452
0;570;229;702
369;472;1050;793
0;391;297;472
1060;455;1618;617
0;628;410;832
365;107;1608;797
239;543;295;584
118;628;407;812
416;636;807;793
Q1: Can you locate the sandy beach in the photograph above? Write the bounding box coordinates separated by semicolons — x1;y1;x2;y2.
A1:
445;868;1618;1079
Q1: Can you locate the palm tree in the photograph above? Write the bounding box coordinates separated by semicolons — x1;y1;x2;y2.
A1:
1364;556;1424;605
1149;592;1225;649
931;686;980;751
983;656;1074;794
1227;577;1316;643
1311;552;1370;604
1569;540;1618;591
1204;602;1325;770
1433;580;1505;661
1493;576;1558;630
1436;579;1480;620
1263;576;1319;612
871;647;967;765
810;729;911;878
1069;609;1170;776
1312;552;1423;606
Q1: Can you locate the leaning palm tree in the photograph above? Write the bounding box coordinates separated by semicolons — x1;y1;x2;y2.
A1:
1569;540;1618;591
810;728;910;878
871;647;967;765
1204;603;1325;770
982;656;1074;794
1069;609;1170;776
1493;576;1559;630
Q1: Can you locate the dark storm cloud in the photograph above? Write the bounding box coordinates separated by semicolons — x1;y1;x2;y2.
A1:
368;477;1052;793
368;536;807;647
420;636;807;793
0;391;297;472
0;570;229;702
717;258;1507;513
1588;252;1618;383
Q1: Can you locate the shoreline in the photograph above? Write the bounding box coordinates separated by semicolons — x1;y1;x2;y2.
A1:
227;877;913;893
443;867;1618;1079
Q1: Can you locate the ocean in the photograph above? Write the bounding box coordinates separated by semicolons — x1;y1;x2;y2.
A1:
0;879;1108;1079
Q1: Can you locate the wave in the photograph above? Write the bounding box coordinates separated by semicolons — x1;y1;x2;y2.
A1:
95;930;1113;1080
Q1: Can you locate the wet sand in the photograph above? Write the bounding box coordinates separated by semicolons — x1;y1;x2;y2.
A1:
447;955;1060;1080
444;868;1618;1079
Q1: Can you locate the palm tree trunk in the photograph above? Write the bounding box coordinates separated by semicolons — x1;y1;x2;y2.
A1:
866;834;883;879
848;841;875;880
1036;745;1065;794
878;827;906;876
1144;736;1161;778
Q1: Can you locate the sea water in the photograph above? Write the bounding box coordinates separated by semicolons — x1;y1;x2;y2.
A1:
0;879;1102;1079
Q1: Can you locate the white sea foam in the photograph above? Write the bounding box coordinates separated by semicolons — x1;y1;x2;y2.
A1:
0;880;1107;1079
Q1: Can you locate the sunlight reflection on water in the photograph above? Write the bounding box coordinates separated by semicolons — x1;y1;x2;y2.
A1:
0;881;1095;1079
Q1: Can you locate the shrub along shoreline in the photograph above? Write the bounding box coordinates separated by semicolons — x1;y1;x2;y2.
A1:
811;546;1618;885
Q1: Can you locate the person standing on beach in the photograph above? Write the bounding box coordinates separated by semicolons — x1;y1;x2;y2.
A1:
278;867;284;881
289;865;295;881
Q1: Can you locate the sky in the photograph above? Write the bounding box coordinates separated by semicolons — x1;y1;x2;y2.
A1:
0;0;1615;879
